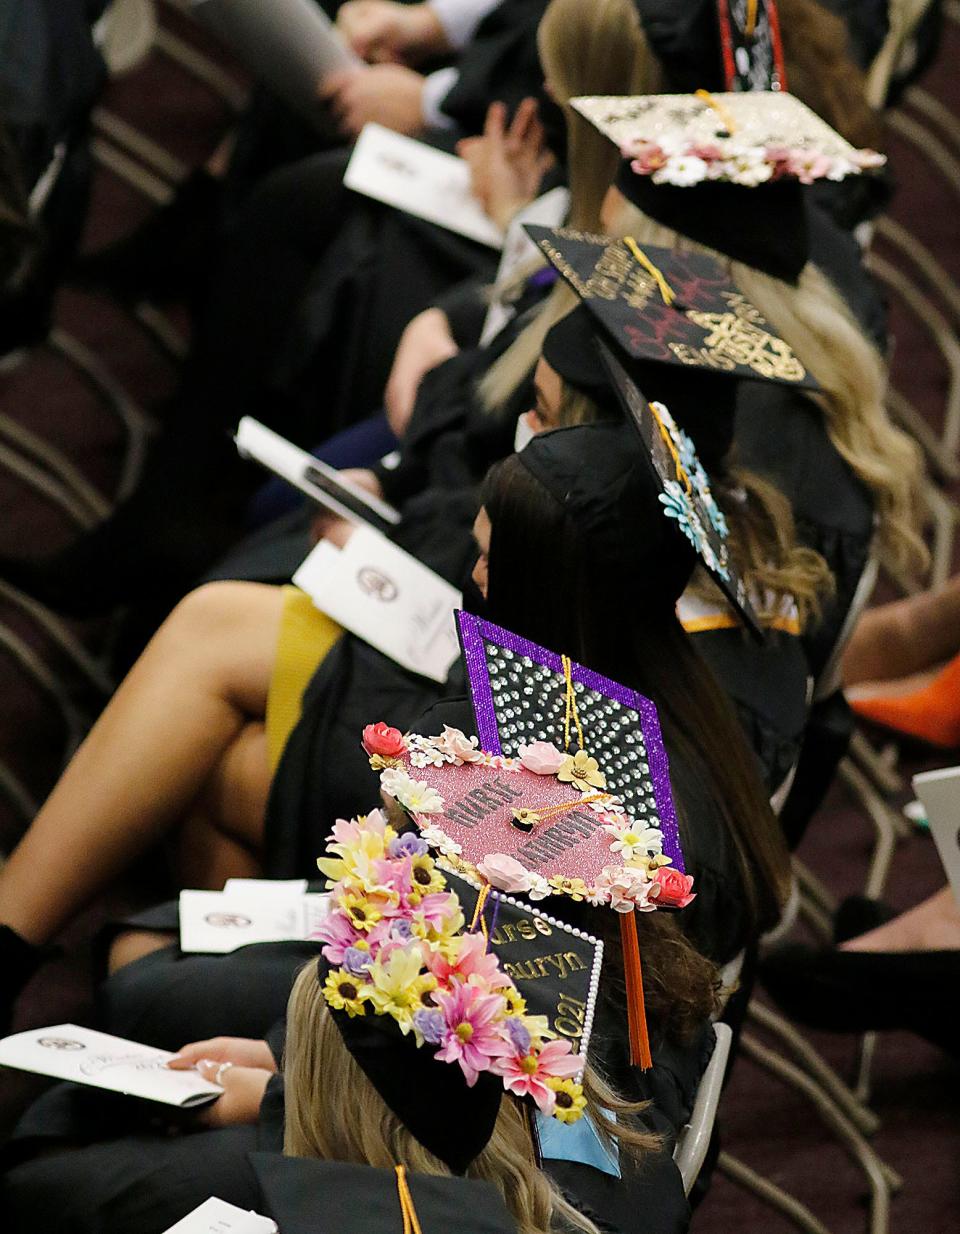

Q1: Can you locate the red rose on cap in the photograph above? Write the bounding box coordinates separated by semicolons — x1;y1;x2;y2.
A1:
362;722;407;759
652;866;695;909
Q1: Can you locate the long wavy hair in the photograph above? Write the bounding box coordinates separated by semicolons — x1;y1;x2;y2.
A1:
284;965;679;1234
603;199;927;576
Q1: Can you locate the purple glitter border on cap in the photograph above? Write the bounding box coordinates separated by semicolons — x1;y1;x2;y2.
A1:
457;611;503;754
457;611;684;872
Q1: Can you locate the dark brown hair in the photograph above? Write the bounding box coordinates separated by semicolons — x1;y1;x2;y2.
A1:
482;455;791;944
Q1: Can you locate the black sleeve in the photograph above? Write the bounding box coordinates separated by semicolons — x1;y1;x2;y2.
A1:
439;0;551;135
434;276;491;350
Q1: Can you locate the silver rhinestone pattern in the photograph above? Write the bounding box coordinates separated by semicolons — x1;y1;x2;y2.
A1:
484;642;661;826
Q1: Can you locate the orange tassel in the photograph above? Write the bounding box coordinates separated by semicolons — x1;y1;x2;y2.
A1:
620;912;653;1070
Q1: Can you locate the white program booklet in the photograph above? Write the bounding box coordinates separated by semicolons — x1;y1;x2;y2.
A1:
344;123;505;249
191;0;361;124
162;1197;277;1234
179;885;330;954
0;1025;223;1107
912;765;960;906
480;186;571;346
235;417;401;530
294;526;461;683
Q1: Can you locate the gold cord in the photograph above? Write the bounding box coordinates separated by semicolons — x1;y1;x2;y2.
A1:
395;1165;424;1234
649;403;693;495
623;237;676;307
745;0;759;39
695;88;738;135
562;655;585;751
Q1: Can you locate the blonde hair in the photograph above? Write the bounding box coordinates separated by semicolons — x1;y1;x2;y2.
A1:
284;965;659;1234
604;200;927;576
478;0;660;410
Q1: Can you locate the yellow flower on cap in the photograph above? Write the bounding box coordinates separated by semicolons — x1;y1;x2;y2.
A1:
322;967;370;1018
557;751;606;793
367;948;438;1033
408;853;446;899
339;892;384;933
547;1077;587;1124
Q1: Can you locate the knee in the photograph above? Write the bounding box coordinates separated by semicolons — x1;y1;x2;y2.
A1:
107;929;178;976
157;583;283;665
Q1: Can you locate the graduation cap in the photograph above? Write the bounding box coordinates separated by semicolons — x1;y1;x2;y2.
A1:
530;307;763;633
369;613;698;1068
249;1155;519;1234
599;338;763;637
570;91;885;281
526;224;819;391
313;809;602;1173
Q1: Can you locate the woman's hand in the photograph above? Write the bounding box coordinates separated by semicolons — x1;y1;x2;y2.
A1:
167;1036;277;1074
321;64;427;138
336;1;450;65
385;308;459;438
193;1061;274;1129
457;99;555;233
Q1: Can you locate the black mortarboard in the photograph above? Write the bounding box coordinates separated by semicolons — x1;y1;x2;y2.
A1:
316;952;503;1176
597;340;762;635
249;1155;519;1234
528;224;818;391
520;416;760;635
517;421;697;609
542;305;736;471
570;91;885;282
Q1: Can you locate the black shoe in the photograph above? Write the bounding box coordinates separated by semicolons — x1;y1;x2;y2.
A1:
70;169;221;304
833;895;896;945
759;943;960;1058
0;925;52;1036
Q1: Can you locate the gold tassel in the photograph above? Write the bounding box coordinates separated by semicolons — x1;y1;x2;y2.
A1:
395;1165;424;1234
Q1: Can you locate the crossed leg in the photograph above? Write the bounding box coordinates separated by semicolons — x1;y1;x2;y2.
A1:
0;581;285;950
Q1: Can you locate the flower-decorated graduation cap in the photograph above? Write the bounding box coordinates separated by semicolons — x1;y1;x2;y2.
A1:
570;90;885;282
313;808;605;1173
250;1156;519;1234
365;604;698;1069
526;223;818;392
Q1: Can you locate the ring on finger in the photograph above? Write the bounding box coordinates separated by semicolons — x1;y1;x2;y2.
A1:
214;1061;234;1085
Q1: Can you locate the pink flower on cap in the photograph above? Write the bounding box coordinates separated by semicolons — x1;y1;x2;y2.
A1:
477;853;534;895
652;866;696;909
518;741;565;776
362;722;406;759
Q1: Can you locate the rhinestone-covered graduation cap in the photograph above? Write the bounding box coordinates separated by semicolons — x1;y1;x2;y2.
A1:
369;645;695;1068
526;224;818;391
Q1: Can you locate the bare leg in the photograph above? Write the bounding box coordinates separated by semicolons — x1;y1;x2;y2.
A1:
842;887;960;953
842;574;960;687
0;582;284;946
106;721;272;975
